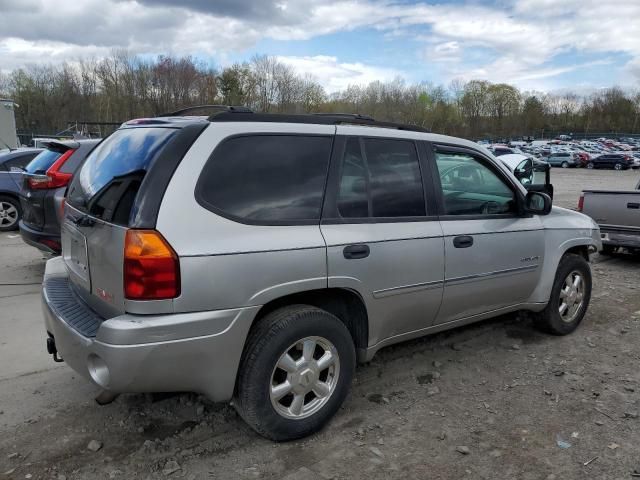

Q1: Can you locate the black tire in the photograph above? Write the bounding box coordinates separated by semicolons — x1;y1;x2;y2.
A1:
534;253;592;335
0;195;21;232
586;162;595;169
614;163;623;170
561;161;569;168
234;305;356;441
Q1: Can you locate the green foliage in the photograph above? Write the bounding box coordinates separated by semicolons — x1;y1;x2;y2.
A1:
5;52;640;138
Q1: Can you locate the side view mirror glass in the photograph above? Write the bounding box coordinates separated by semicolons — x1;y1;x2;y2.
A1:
525;191;552;215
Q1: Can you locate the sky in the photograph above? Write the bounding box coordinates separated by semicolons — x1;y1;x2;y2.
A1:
1;0;639;94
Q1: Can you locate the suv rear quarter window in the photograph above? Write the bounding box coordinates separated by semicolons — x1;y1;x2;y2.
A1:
196;134;333;224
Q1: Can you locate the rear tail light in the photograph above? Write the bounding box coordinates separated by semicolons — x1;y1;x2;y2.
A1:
124;229;180;300
577;193;584;212
27;149;75;190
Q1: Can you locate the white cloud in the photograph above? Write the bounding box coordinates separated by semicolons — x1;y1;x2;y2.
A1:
1;0;640;91
275;55;402;93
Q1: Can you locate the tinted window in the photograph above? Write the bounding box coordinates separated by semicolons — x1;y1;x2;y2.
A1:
197;135;332;223
3;153;38;171
435;152;516;216
24;149;63;174
67;128;177;225
336;137;425;218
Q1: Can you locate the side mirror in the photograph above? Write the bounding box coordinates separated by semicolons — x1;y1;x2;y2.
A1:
524;191;552;215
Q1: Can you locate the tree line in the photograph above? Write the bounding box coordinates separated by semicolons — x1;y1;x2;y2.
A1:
1;51;639;140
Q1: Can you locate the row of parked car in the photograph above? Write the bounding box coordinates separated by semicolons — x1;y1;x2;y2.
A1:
487;138;640;170
0;139;99;249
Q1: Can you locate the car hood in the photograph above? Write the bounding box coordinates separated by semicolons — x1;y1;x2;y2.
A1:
542;206;599;231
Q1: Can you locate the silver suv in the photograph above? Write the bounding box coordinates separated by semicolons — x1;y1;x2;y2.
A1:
42;108;601;440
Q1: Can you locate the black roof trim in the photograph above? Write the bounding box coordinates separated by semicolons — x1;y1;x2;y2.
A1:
208;112;430;133
158;104;253;117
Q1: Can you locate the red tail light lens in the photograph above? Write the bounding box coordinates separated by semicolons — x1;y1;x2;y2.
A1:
124;230;180;300
27;149;75;190
577;193;584;212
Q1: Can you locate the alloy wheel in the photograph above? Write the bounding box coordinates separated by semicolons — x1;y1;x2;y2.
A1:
0;201;18;228
558;270;585;323
270;336;340;420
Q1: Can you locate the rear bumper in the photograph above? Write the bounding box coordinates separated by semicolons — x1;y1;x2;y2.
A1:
19;220;61;253
600;228;640;249
42;257;259;401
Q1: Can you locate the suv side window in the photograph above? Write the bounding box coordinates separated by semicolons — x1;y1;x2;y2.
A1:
197;135;332;223
336;137;426;218
435;152;517;216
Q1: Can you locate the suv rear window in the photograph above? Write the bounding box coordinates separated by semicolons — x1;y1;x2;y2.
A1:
24;149;63;174
67;127;177;225
196;135;332;223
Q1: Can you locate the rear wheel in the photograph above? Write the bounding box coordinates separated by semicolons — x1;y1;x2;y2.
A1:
586;162;595;169
614;163;623;170
534;253;591;335
234;305;355;441
0;195;21;232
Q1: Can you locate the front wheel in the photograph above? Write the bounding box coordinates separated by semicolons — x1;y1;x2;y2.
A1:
561;161;569;168
614;163;623;170
586;162;595;169
534;253;592;335
234;305;355;441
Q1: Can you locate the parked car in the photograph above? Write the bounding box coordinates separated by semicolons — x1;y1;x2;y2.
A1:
19;139;100;252
498;153;552;194
546;152;579;168
41;109;600;441
0;148;43;231
586;153;633;170
579;182;640;254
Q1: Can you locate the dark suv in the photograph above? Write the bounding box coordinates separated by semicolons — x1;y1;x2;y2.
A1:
587;153;633;170
19;139;100;252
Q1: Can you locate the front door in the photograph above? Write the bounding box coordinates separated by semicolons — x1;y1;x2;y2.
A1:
321;130;444;347
429;146;545;324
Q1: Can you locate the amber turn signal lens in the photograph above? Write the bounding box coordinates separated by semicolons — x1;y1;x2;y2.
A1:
124;230;180;300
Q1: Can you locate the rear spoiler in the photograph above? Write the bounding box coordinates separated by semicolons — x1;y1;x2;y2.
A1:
42;140;79;151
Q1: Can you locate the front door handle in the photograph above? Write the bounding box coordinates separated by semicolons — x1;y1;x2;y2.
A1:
453;235;474;248
343;244;370;259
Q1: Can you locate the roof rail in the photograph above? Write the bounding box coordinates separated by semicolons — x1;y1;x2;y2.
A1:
157;105;253;117
312;112;375;121
208;112;429;133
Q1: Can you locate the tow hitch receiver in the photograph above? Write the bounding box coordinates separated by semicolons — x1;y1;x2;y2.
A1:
46;336;64;363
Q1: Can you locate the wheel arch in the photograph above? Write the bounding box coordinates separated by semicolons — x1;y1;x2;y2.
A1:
249;287;369;357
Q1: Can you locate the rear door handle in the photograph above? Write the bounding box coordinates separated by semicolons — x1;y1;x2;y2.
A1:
627;202;640;209
343;244;370;259
453;235;474;248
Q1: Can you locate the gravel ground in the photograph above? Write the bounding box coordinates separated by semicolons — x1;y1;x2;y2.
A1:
1;168;639;480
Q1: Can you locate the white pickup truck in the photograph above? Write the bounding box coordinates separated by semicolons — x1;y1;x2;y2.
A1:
579;177;640;254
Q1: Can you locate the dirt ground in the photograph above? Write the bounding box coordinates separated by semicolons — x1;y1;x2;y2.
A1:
1;168;639;480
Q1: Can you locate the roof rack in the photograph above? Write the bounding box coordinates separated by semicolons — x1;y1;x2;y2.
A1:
157;105;254;117
208;112;429;133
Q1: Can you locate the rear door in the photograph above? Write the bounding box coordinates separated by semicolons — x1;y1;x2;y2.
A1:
429;145;544;323
321;128;444;347
64;127;180;318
